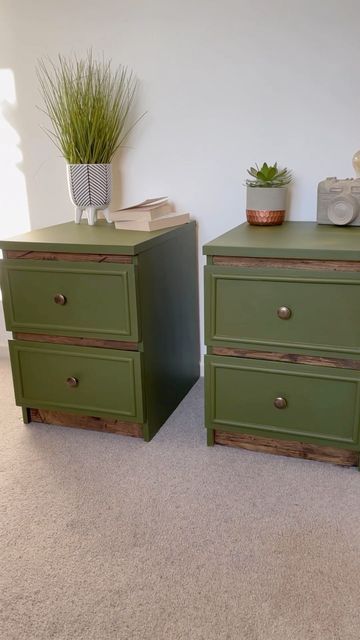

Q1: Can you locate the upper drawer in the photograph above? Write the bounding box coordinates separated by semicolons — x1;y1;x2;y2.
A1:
1;260;139;341
205;266;360;356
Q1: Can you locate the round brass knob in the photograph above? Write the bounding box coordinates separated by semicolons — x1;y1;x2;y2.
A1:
274;397;287;409
277;306;291;320
66;377;78;388
54;293;67;305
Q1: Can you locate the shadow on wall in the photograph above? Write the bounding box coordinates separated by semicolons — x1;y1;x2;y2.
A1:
0;68;30;348
0;68;30;240
111;146;124;212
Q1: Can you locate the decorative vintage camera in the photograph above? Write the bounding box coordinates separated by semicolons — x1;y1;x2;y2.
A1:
317;177;360;226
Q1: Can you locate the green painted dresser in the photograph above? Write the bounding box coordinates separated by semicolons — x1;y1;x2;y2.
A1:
203;221;360;467
0;220;200;441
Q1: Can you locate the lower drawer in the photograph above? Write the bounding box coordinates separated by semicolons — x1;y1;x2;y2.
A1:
9;340;144;422
205;355;360;447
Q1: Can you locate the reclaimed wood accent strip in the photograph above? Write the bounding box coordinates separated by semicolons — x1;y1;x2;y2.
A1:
101;255;134;263
213;255;360;272
211;347;360;370
6;251;133;263
14;333;138;351
214;431;359;467
30;408;143;438
4;250;31;259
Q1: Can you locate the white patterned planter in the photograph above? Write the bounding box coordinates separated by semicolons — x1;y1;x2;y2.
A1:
67;163;112;225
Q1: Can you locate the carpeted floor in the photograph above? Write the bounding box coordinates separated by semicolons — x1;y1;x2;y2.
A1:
1;357;360;640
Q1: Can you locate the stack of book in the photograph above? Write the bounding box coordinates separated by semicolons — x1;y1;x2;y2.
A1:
105;198;190;231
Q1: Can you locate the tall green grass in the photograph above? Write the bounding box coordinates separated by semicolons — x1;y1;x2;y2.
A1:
37;52;141;164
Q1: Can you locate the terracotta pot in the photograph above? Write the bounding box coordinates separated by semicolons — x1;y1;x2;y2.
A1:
246;186;287;226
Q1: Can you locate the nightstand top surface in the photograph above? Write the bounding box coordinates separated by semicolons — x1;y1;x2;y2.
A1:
203;221;360;260
0;220;194;255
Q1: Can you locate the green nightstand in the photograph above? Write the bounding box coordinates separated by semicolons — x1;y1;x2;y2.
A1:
0;220;200;441
203;221;360;467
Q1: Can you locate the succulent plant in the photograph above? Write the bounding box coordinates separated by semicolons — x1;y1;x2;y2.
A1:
246;162;292;188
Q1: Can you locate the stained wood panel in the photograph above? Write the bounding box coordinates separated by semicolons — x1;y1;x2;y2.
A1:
213;255;360;272
14;333;138;351
214;430;359;466
30;408;143;437
211;347;360;371
4;250;132;263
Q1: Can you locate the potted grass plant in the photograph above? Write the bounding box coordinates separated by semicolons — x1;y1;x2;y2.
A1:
245;162;292;225
37;52;141;225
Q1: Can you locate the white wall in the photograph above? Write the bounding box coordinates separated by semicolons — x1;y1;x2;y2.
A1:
1;0;360;356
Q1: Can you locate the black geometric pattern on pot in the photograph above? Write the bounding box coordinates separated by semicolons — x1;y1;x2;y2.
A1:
67;164;112;208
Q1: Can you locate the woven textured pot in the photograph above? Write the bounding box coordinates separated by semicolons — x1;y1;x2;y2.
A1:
246;186;287;226
67;163;112;225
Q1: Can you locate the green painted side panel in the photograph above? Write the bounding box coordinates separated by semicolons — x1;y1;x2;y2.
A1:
203;221;360;260
205;355;360;448
1;260;139;341
0;220;196;256
9;340;144;423
138;222;200;441
205;266;360;356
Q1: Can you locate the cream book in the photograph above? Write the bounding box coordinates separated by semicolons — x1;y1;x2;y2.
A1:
110;202;172;222
113;196;168;213
117;197;168;211
114;213;190;232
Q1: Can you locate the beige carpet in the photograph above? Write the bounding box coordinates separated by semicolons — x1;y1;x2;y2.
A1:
1;357;360;640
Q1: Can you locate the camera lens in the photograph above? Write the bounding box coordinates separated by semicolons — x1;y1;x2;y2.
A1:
328;196;358;225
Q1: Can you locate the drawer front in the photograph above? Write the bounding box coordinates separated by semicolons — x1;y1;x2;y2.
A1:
1;260;139;341
205;355;360;447
9;340;144;422
205;266;360;356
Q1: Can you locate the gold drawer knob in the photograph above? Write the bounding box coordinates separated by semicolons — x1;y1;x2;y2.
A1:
54;293;67;305
277;306;291;320
274;397;287;409
66;377;79;388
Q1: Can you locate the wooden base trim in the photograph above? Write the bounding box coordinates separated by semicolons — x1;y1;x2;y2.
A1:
29;408;143;438
211;347;360;370
4;250;132;264
14;333;138;351
213;430;359;467
213;256;360;272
